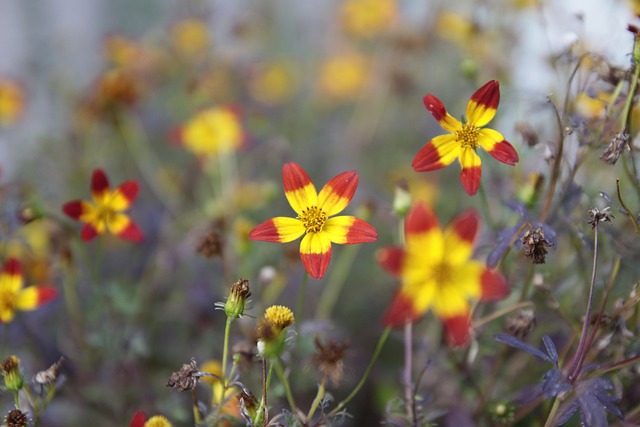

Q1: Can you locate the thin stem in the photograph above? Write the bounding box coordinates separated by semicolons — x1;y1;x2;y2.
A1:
221;316;232;384
568;222;599;382
616;179;640;237
306;376;327;421
543;397;562;427
272;357;300;416
477;184;496;231
192;389;202;425
540;99;565;224
328;327;391;417
403;322;413;421
621;55;640;133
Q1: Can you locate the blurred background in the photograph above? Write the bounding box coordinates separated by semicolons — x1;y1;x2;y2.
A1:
2;0;640;426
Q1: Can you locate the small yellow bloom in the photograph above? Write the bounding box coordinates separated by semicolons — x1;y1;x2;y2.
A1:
180;107;243;157
575;91;610;120
248;60;297;106
318;53;369;101
144;416;172;427
0;78;25;126
341;0;397;38
264;305;295;331
103;35;141;68
171;18;210;56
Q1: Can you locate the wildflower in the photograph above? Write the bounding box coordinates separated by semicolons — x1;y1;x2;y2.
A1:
179;107;243;158
312;337;349;387
412;80;519;196
340;0;397;38
520;227;553;264
378;203;509;345
171;18;210;57
248;60;297;106
130;411;173;427
256;305;295;357
0;78;25;126
62;168;143;242
0;259;57;323
166;357;200;392
5;409;27;427
250;163;377;279
318;53;369;102
2;355;23;391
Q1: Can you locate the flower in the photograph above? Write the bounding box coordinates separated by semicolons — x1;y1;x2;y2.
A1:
412;80;519;196
170;18;210;57
0;78;25;126
340;0;397;39
129;411;173;427
318;53;369;102
378;203;509;345
62;168;143;242
179;107;243;158
249;162;377;279
0;258;57;323
256;305;295;357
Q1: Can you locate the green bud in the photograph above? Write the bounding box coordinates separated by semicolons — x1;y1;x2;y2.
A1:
2;356;23;392
223;279;251;319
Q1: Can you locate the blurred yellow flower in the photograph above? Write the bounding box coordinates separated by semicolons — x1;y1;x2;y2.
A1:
171;18;210;56
249;60;297;106
180;107;243;157
318;53;369;101
340;0;397;38
199;360;241;421
0;78;25;126
103;35;142;68
6;220;54;283
435;11;475;46
628;0;640;17
144;416;172;427
575;91;610;120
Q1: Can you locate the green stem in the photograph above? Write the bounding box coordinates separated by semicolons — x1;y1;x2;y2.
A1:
616;179;640;237
328;327;391;417
315;244;361;321
272;357;299;415
221;316;232;384
543;397;562;427
307;376;327;421
477;184;496;231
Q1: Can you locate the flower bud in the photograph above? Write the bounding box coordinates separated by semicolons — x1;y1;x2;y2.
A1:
223;279;251;319
1;356;23;392
392;179;411;217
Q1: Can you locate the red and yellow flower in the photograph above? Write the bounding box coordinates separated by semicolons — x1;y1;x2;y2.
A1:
0;258;57;323
378;203;509;345
412;80;519;196
129;411;172;427
62;169;143;242
249;162;377;279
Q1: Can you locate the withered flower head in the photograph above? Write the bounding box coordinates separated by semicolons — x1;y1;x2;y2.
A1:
196;228;224;258
5;409;27;427
237;388;259;422
600;133;629;165
588;206;615;229
222;279;251;319
312;337;349;387
520;227;553;264
505;309;536;340
33;357;64;385
166;358;200;392
2;355;23;392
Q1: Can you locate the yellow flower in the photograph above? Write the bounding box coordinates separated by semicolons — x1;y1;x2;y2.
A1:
143;416;172;427
248;60;297;106
171;18;210;56
318;53;369;102
575;91;610;120
0;78;25;126
0;259;57;323
264;305;295;331
340;0;397;38
180;107;243;157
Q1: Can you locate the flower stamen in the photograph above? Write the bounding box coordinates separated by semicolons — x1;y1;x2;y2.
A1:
456;123;479;149
298;206;328;233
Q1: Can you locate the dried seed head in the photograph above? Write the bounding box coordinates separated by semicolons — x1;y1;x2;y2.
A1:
588;206;615;229
520;227;553;264
5;409;28;427
33;357;64;385
312;337;349;387
237;388;259;421
600;133;629;165
196;228;224;258
505;309;536;340
166;358;200;392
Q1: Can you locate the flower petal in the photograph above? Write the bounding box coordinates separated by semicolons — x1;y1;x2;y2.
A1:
322;216;377;244
479;268;509;301
442;313;472;346
130;411;147;427
432;281;472;318
300;232;332;279
109;180;139;211
107;213;144;242
444;209;479;264
249;217;305;243
81;223;101;241
466;80;500;127
423;94;462;133
16;285;57;310
283;162;318;216
459;147;482;195
91;168;111;204
376;247;405;277
382;290;422;326
404;202;440;238
412;134;461;172
318;170;358;216
62;200;93;221
478;128;519;165
1;258;23;293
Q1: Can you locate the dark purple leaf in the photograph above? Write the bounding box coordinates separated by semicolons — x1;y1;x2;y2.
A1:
542;335;559;366
487;225;522;268
495;333;555;364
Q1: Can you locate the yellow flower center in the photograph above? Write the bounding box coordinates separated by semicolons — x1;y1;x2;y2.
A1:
456;123;479;149
431;262;453;285
0;288;16;316
264;305;295;331
298;206;328;233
